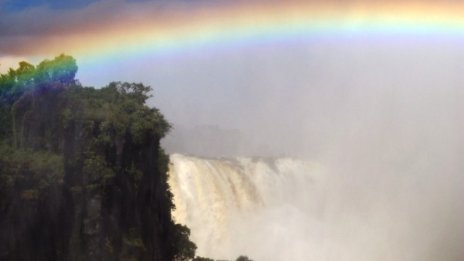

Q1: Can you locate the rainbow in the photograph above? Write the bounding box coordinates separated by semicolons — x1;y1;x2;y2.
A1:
3;1;464;68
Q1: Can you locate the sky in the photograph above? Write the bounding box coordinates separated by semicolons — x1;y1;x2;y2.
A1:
1;0;464;158
1;0;96;11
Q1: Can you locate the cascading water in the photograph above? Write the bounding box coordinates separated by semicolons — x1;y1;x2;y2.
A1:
168;153;463;261
168;154;329;260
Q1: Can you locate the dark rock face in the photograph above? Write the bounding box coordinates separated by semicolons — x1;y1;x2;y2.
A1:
0;57;192;261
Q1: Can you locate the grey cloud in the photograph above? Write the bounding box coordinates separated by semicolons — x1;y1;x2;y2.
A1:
0;0;230;56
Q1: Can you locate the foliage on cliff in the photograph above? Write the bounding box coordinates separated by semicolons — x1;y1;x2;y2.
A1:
0;55;195;260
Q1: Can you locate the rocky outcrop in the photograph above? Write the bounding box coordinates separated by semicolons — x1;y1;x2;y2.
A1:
0;56;195;261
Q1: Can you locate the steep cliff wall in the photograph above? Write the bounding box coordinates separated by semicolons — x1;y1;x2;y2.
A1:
0;56;194;261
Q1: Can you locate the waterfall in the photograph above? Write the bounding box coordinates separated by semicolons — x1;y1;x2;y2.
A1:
168;154;328;260
168;153;463;261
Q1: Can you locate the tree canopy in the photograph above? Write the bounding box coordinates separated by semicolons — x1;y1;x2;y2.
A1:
0;55;192;261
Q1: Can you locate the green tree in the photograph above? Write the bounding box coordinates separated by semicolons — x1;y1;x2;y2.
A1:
0;55;196;261
171;224;197;261
34;54;77;85
236;256;254;261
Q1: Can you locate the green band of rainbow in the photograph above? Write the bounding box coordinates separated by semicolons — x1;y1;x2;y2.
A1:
3;2;464;71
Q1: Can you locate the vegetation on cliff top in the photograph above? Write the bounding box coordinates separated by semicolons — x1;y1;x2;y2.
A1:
0;55;195;260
